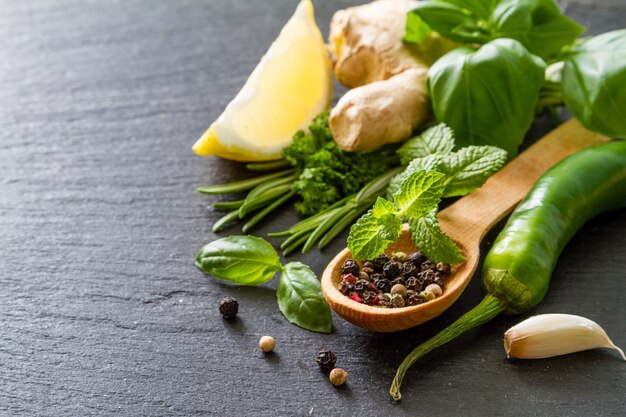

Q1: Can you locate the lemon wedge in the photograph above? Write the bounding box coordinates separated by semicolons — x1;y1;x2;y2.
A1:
193;0;332;161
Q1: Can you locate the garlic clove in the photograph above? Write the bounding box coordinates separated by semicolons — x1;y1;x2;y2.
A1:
504;313;626;361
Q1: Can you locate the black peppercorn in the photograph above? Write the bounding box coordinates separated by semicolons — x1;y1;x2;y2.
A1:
218;296;239;318
383;261;400;279
316;350;337;372
405;290;424;306
372;253;390;269
338;281;353;295
408;252;426;267
399;262;417;278
370;273;383;283
376;278;392;293
420;270;437;285
354;279;370;294
421;260;437;272
341;259;360;276
405;276;423;292
434;275;445;287
362;290;378;305
391;277;405;287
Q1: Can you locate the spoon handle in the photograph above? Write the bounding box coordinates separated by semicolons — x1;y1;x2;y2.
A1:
439;119;609;243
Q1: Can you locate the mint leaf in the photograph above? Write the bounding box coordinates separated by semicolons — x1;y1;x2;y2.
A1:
347;210;402;260
397;123;456;165
195;236;282;285
409;211;464;264
394;170;445;218
441;146;508;197
372;197;397;219
387;154;445;199
277;262;332;333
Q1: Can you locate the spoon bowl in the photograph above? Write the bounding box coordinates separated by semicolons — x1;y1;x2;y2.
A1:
321;120;608;332
322;225;479;332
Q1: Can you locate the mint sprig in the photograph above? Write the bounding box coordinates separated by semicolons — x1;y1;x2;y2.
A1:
349;123;507;265
348;170;455;262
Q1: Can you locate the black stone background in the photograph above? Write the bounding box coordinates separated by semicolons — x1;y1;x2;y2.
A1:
1;1;625;416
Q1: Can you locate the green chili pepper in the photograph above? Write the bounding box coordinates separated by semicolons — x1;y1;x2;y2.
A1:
390;140;626;400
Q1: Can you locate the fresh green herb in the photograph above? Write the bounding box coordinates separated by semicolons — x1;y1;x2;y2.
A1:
561;30;626;139
406;0;584;60
199;112;399;236
488;0;584;60
195;236;332;333
195;236;281;285
427;38;545;157
394;170;446;218
348;170;458;263
277;262;332;333
397;123;456;165
286;113;399;216
409;210;464;265
389;144;508;199
348;125;507;263
270;167;403;255
346;208;402;261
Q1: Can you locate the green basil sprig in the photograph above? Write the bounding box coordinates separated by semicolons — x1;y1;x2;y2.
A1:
427;38;545;157
195;236;332;333
562;30;626;139
488;0;584;60
406;0;584;61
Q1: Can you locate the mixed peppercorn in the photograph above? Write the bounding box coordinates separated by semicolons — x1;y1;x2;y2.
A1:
337;251;450;307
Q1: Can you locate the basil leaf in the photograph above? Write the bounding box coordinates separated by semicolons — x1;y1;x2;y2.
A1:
488;0;585;60
397;123;456;165
409;211;464;264
277;262;332;333
394;170;445;218
408;2;489;44
427;38;545;157
441;146;508;197
348;210;402;261
195;236;282;285
404;11;432;44
562;30;626;138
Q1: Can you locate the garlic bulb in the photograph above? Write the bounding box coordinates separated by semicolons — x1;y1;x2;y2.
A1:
504;314;626;360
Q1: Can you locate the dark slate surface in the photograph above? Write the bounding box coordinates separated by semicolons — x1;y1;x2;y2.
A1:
1;1;625;416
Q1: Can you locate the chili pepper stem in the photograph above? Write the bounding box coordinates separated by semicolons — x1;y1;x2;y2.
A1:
389;294;506;401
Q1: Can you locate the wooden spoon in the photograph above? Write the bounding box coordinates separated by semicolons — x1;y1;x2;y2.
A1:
321;119;609;332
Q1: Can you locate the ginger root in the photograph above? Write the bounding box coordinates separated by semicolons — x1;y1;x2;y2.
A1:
328;0;456;152
329;0;422;88
329;67;430;152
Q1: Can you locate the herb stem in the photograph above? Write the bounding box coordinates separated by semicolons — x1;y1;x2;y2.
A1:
242;191;295;233
212;199;245;211
197;169;295;195
302;205;352;253
282;233;312;256
318;201;373;249
212;209;242;233
389;295;506;401
239;184;292;218
246;159;291;171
